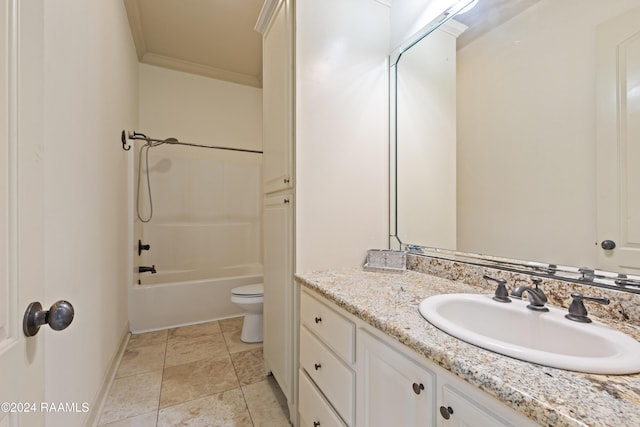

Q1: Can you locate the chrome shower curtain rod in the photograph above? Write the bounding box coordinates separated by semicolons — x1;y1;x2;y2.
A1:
121;130;263;154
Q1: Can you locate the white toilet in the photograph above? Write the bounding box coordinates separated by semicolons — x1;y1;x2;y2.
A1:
230;283;264;343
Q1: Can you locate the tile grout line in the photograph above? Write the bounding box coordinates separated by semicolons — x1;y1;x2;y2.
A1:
155;331;169;427
229;345;257;427
102;319;275;426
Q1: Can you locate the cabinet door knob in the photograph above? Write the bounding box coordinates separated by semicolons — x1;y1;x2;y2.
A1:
412;382;424;395
314;316;322;324
314;363;322;370
313;422;320;427
284;178;290;184
439;406;454;420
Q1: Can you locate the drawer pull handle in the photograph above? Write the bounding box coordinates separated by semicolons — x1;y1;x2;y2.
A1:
314;316;322;324
412;382;424;395
313;422;320;427
314;363;322;370
439;406;454;420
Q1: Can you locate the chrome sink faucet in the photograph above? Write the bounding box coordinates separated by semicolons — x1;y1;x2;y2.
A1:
510;277;549;312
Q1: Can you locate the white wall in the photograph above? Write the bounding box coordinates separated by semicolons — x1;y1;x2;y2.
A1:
295;0;390;271
138;64;262;152
42;0;138;425
456;0;640;267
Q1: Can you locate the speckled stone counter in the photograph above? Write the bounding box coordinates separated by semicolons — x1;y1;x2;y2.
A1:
295;268;640;427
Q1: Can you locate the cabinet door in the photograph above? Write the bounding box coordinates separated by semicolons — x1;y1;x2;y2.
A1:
438;386;511;427
262;0;293;194
357;330;436;427
436;375;538;427
263;193;293;401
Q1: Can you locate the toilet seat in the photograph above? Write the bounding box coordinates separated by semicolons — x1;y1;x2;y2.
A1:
231;283;263;297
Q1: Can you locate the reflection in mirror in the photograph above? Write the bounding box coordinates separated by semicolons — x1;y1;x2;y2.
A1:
391;0;640;292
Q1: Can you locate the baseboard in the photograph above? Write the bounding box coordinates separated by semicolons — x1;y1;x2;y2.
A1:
84;325;131;427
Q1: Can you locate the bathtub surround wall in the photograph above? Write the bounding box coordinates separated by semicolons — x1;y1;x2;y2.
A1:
135;143;262;284
42;0;138;425
130;64;263;331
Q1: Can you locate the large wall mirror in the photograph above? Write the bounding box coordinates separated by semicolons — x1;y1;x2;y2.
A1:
391;0;640;292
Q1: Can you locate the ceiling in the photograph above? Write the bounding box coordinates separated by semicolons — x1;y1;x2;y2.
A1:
455;0;541;49
124;0;265;88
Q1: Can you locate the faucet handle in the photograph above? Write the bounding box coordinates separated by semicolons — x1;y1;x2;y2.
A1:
565;292;610;323
530;276;542;288
483;275;511;303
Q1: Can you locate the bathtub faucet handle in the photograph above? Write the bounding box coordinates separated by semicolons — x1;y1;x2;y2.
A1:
138;240;151;256
138;265;156;274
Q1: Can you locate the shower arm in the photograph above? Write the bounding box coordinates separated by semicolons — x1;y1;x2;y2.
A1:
122;130;263;154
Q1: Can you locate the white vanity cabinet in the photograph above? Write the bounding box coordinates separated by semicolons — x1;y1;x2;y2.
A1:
299;291;356;426
299;288;539;427
357;329;436;427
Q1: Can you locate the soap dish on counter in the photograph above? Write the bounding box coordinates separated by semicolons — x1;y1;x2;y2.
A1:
363;249;407;273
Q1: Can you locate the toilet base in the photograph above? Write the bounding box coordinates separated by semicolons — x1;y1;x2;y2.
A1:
240;313;263;343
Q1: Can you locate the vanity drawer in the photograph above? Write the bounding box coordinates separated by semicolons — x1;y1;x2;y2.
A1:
299;369;346;427
300;326;355;425
301;290;355;363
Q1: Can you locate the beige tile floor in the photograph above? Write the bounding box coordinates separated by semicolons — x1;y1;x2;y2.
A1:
98;317;290;426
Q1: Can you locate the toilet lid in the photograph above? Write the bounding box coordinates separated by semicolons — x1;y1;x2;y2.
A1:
232;283;263;296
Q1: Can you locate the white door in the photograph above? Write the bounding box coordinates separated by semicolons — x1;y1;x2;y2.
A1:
0;0;46;425
596;5;640;274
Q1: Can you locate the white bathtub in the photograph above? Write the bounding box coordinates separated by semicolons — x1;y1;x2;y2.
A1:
129;265;263;332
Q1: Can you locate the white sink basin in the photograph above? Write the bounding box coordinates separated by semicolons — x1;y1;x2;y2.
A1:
418;293;640;374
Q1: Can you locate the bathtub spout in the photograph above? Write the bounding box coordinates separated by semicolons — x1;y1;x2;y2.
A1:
139;265;156;274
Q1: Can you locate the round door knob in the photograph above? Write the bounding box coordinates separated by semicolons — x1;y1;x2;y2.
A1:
23;300;74;337
601;240;616;250
314;316;322;324
412;382;424;395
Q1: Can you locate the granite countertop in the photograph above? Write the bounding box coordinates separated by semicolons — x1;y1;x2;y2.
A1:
295;268;640;427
